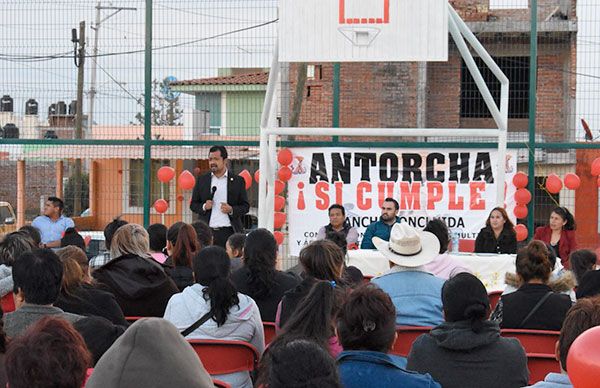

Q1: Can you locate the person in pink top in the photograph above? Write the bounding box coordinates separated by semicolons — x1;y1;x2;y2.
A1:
275;280;347;358
423;219;471;280
147;223;168;264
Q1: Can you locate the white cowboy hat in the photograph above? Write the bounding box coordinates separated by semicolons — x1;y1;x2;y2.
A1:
372;223;440;267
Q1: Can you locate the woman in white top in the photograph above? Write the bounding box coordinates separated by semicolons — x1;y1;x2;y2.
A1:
316;204;359;249
164;246;264;388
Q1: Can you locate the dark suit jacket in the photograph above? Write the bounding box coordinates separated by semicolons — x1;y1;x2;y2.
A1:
533;226;577;268
190;171;250;233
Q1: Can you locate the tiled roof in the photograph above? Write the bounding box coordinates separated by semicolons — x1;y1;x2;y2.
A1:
171;72;269;86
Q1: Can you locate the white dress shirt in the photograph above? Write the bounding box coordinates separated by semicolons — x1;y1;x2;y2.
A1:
208;170;231;228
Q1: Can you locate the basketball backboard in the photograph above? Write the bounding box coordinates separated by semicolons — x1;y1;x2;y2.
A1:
279;0;448;62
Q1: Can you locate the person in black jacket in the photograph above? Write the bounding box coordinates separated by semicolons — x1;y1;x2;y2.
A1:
475;207;517;254
490;241;572;330
407;273;528;388
93;224;178;317
163;222;199;291
231;229;299;322
189;145;249;247
55;246;129;326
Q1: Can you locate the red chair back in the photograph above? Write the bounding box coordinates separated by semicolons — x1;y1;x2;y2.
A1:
125;316;144;323
487;291;503;313
188;339;259;375
501;329;560;355
527;353;561;385
362;275;373;284
1;293;15;313
212;379;232;388
263;322;277;345
390;326;433;357
458;239;475;253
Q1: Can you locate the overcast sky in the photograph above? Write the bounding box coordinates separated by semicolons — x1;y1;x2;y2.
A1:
0;0;598;137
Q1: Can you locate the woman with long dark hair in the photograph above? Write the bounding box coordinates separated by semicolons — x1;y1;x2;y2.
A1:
231;229;299;322
534;206;577;268
164;222;200;291
164;246;264;388
474;207;517;254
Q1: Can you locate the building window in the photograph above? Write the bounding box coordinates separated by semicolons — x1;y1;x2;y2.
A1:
123;159;174;213
460;56;529;119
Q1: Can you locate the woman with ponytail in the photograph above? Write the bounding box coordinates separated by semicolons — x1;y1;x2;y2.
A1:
164;222;200;291
491;240;572;330
407;273;528;388
231;228;299;322
164;246;264;388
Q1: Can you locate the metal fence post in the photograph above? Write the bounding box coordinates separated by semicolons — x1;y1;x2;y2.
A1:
143;0;153;228
527;0;538;239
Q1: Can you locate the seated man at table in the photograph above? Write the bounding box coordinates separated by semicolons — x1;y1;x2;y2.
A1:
371;223;445;326
360;198;401;249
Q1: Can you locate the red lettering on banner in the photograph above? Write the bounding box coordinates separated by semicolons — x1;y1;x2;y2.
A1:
427;182;443;210
335;181;344;204
448;182;464;210
357;182;372;210
377;182;395;207
399;182;421;210
470;182;486;210
315;181;330;210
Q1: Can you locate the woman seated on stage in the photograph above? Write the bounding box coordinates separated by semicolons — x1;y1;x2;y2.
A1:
533;206;577;268
474;207;517;254
316;204;359;249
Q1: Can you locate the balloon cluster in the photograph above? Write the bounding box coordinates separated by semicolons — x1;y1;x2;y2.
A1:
153;167;197;214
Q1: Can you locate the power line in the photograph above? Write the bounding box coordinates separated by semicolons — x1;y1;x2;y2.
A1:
0;18;278;63
91;56;142;106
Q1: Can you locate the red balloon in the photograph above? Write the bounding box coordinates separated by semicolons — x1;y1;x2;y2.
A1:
514;224;528;242
153;199;168;214
274;212;286;229
274;180;285;195
546;174;563;194
277;148;293;166
274;195;285;211
273;231;284;246
564;173;581;190
592;157;600;176
514;205;528;219
254;170;260;184
567;325;600;388
512;172;528;189
239;169;252;190
178;170;196;191
278;166;292;182
514;188;532;205
157;166;175;183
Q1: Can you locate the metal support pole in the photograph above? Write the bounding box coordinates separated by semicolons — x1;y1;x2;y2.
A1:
527;0;538;237
143;0;153;228
73;21;86;216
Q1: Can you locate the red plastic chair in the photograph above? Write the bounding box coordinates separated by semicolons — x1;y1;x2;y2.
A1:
458;239;475;253
527;353;561;385
390;326;433;357
188;339;259;375
263;322;277;345
488;291;503;313
212;379;232;388
500;329;560;355
363;275;373;284
125;316;144;323
1;293;15;313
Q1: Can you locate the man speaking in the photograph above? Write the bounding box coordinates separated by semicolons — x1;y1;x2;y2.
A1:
190;145;249;247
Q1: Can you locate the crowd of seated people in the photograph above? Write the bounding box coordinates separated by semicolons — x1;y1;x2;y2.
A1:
0;208;599;388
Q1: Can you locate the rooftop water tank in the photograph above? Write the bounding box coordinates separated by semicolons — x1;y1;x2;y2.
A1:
25;99;38;115
0;95;13;112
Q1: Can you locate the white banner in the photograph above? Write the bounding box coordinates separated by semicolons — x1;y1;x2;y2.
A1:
286;147;517;256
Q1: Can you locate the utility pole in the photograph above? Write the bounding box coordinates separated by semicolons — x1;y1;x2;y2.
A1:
88;2;137;135
73;21;85;216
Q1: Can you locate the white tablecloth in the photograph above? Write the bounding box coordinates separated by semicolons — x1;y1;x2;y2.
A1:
347;250;518;292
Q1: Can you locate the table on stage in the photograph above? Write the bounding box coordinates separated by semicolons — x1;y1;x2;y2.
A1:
347;250;518;292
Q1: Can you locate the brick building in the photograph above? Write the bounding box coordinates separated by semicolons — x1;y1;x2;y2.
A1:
287;0;577;143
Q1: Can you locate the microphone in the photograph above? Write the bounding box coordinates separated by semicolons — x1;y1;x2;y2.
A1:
210;186;217;200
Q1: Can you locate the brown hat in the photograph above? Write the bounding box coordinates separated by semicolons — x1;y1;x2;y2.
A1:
86;318;213;388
